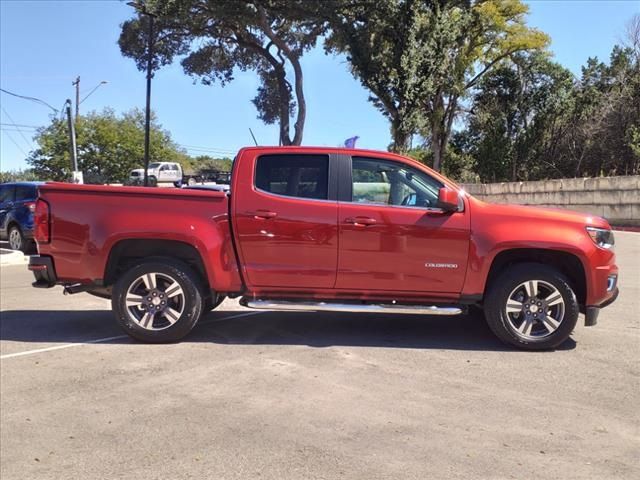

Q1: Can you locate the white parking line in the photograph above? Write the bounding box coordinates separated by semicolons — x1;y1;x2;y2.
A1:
0;310;263;360
0;334;128;360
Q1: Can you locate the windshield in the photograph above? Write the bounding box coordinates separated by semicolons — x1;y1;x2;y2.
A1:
148;162;162;169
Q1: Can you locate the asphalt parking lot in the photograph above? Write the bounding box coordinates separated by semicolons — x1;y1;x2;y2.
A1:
1;233;639;480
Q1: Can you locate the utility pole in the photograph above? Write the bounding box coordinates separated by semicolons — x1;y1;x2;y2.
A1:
72;76;80;121
143;14;154;187
127;1;157;187
65;99;82;184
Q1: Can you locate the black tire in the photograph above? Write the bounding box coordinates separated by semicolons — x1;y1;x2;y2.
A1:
148;176;158;187
112;258;204;343
8;224;25;252
484;263;579;350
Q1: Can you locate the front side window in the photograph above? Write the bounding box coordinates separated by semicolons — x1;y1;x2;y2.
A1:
351;157;441;208
255;154;329;200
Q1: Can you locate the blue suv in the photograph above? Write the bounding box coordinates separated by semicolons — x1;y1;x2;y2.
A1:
0;182;42;253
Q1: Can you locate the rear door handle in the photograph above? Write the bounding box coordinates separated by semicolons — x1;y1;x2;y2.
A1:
248;210;277;219
345;216;376;226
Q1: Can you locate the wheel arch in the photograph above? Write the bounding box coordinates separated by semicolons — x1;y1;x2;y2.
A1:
485;248;587;306
7;219;20;232
104;239;210;292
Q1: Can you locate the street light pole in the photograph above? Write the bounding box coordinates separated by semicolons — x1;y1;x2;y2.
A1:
79;80;108;107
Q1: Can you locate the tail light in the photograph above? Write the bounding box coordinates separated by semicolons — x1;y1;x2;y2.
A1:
26;201;36;213
34;199;50;244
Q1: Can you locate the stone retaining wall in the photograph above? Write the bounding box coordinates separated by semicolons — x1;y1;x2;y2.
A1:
462;176;640;226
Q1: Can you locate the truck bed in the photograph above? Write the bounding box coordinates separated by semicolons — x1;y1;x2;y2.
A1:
36;183;242;292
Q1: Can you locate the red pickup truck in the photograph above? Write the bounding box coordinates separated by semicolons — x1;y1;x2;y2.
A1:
28;147;618;350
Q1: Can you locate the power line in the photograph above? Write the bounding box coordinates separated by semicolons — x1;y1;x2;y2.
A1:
0;123;39;129
1;107;34;150
0;88;59;113
178;144;236;155
1;130;28;158
0;127;38;133
179;143;236;152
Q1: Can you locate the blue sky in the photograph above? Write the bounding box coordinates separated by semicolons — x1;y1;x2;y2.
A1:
1;0;638;171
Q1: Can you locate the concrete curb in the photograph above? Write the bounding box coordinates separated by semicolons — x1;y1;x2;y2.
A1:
0;249;28;266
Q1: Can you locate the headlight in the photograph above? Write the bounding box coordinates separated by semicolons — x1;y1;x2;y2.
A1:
586;227;615;249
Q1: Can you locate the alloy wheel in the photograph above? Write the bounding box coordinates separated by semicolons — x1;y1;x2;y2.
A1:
8;228;22;251
505;280;566;340
125;272;185;331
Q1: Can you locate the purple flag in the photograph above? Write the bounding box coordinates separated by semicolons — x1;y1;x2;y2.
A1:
344;136;360;148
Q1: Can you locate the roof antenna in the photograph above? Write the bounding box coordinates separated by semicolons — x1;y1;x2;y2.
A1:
249;128;258;146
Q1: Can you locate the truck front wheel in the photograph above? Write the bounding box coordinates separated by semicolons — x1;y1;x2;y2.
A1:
484;263;579;350
112;259;204;342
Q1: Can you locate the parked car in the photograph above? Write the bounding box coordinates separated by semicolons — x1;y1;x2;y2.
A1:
28;147;618;350
129;162;184;187
0;181;42;252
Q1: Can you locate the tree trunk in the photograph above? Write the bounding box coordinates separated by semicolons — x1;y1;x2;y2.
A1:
431;120;442;171
274;66;292;146
255;6;306;146
290;55;305;146
391;118;411;153
432;140;442;172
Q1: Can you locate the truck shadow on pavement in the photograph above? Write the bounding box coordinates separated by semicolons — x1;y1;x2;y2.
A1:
0;309;576;351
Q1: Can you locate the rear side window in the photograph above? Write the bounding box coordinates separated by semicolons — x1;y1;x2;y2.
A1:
15;185;36;201
0;185;15;203
255;154;329;200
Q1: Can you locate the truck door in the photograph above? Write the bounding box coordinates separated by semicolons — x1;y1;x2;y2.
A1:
336;156;470;293
233;152;338;289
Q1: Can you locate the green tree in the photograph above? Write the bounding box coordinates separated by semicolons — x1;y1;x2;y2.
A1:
0;169;39;183
455;39;640;182
563;46;640;177
186;155;233;173
119;0;326;146
328;0;548;172
326;0;430;153
463;52;574;182
27;108;187;183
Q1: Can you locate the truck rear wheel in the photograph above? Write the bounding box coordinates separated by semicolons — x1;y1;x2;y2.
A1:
484;263;579;350
112;259;204;343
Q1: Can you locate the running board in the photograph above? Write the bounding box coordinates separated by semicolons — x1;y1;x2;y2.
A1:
240;298;463;316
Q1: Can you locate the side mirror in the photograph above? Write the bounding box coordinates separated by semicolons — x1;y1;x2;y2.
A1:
437;187;460;212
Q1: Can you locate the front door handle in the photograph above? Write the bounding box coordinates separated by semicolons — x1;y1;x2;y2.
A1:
248;210;277;219
344;216;376;226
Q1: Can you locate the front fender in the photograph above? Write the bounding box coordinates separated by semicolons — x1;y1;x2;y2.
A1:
462;198;612;305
